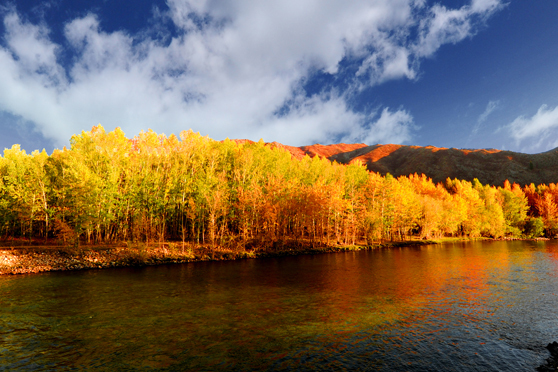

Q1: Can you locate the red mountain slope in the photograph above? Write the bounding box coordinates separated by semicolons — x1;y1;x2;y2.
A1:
231;139;558;186
291;143;558;186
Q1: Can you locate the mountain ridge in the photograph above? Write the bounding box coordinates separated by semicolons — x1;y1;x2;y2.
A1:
234;140;558;186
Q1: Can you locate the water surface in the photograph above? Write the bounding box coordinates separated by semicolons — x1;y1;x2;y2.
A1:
2;240;558;371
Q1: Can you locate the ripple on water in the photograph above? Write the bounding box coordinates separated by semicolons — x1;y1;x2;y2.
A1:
0;241;557;371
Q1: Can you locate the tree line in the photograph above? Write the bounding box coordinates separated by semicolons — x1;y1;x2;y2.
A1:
0;126;555;249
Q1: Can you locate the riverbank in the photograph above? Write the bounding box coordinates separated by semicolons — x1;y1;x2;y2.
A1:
1;236;551;275
0;239;449;275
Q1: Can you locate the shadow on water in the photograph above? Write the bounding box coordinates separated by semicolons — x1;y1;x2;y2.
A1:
1;240;558;371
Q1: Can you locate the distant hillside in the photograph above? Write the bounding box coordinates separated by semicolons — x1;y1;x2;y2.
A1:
258;141;558;186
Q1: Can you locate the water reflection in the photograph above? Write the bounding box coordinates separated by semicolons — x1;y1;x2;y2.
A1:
1;241;558;371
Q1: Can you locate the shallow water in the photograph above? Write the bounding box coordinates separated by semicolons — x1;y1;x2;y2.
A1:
1;240;558;371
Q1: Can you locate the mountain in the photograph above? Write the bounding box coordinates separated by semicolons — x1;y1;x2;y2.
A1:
265;142;558;186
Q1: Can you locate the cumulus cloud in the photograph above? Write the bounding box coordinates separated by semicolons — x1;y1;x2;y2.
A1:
351;108;415;145
506;105;558;144
0;0;503;147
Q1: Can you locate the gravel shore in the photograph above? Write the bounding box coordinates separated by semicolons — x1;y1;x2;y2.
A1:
0;239;448;275
0;245;201;275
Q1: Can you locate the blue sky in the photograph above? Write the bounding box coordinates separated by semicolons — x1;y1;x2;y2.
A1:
0;0;557;154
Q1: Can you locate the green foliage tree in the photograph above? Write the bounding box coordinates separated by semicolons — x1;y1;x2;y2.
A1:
524;217;544;238
498;183;528;236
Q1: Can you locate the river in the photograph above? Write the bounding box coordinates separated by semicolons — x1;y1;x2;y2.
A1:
1;240;558;371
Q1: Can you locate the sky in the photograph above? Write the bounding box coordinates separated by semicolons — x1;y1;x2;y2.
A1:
0;0;558;154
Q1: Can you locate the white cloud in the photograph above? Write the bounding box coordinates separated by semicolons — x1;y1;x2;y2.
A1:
472;100;499;134
252;92;367;144
478;100;499;123
353;107;415;145
2;12;66;87
471;0;502;13
414;1;503;58
507;105;558;143
0;1;503;147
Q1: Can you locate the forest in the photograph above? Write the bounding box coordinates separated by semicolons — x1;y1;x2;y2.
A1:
0;125;556;250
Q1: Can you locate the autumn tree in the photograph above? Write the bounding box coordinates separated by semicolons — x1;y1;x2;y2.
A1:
498;181;528;236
